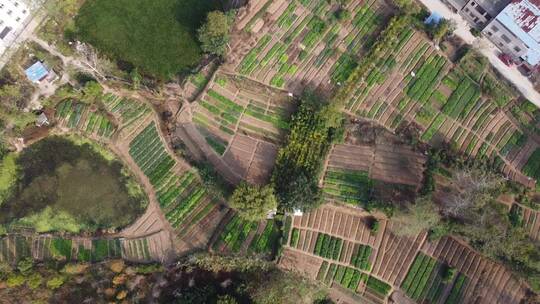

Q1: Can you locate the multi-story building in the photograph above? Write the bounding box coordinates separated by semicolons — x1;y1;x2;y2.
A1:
445;0;510;29
0;0;30;55
483;0;540;69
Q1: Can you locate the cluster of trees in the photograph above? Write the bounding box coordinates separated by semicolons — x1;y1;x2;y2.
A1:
271;92;343;211
198;11;234;58
391;167;540;291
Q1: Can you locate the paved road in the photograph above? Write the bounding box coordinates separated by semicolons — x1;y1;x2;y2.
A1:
0;9;47;71
417;0;540;106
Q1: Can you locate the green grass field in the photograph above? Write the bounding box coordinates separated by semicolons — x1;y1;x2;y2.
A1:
75;0;221;78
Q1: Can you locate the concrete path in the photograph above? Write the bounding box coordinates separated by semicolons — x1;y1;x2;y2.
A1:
417;0;540;106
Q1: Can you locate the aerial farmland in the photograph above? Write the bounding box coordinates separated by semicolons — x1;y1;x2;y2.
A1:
0;0;539;302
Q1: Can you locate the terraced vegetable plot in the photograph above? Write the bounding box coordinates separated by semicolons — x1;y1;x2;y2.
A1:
508;203;540;241
229;0;391;91
129;122;218;234
322;169;372;206
282;203;530;304
316;262;366;291
55;100;115;138
400;252;455;303
323;139;426;206
0;235;151;263
211;214;281;258
421;236;529;304
129;123;176;187
343;28;534;187
101;93;153;137
184;73;293;184
193;73;292;146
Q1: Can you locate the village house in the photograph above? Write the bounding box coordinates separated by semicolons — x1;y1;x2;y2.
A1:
483;0;540;71
0;0;30;55
445;0;511;29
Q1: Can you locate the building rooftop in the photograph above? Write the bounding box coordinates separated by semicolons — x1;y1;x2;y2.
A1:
475;0;511;17
496;0;540;65
24;61;48;83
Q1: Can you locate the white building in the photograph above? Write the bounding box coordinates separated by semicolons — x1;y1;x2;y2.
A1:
483;0;540;69
0;0;30;55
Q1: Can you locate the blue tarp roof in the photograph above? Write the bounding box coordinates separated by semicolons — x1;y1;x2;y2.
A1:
425;12;443;25
25;61;48;82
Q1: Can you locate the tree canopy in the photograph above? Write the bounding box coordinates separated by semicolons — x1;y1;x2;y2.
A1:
229;182;277;221
198;11;233;57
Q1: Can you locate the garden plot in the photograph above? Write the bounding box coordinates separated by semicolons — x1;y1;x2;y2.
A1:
284;203;531;303
0;235;125;264
284;204;395;302
370;223;426;287
190;72;292;184
102;93;153;139
0;235;32;264
55;100;115;139
508;203;540;242
322;139;426;207
421;236;529;304
128;121;221;243
228;0;392;93
400;252;471;304
344;29;534;187
211;213;281;259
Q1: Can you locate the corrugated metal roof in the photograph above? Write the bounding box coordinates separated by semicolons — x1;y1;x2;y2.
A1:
24;61;48;83
496;0;540;65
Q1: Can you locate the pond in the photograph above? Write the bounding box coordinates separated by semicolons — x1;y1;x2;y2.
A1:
0;136;147;233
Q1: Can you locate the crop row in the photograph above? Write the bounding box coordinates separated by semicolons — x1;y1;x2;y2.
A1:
213;215;258;253
245;102;290;130
523;148;540;181
248;220;281;256
407;55;447;104
366;276;392;297
102;93;151;128
156;171;196;208
317;261;366;291
165;188;207;229
129;123;176;187
56;100;115;138
0;235;31;263
322;169;372;205
122;238;151;261
441;75;481;119
290;228;300;248
313;233;343;260
350;244;372;270
445;273;468;304
401;253;438;300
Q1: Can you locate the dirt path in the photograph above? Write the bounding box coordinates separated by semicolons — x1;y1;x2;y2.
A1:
416;0;540;105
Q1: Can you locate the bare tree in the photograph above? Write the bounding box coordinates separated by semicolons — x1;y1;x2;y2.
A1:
440;168;503;220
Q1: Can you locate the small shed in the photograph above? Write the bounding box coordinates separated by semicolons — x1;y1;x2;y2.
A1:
35;113;49;127
25;61;49;83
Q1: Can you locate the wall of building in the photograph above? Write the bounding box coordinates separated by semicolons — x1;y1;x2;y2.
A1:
483;19;528;59
458;0;510;29
0;0;30;53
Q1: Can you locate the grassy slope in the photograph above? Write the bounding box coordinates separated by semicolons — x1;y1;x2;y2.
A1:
75;0;221;78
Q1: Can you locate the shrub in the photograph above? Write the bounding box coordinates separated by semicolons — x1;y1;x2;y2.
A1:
27;273;43;289
6;274;25;288
230;182;278;222
46;276;65;290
